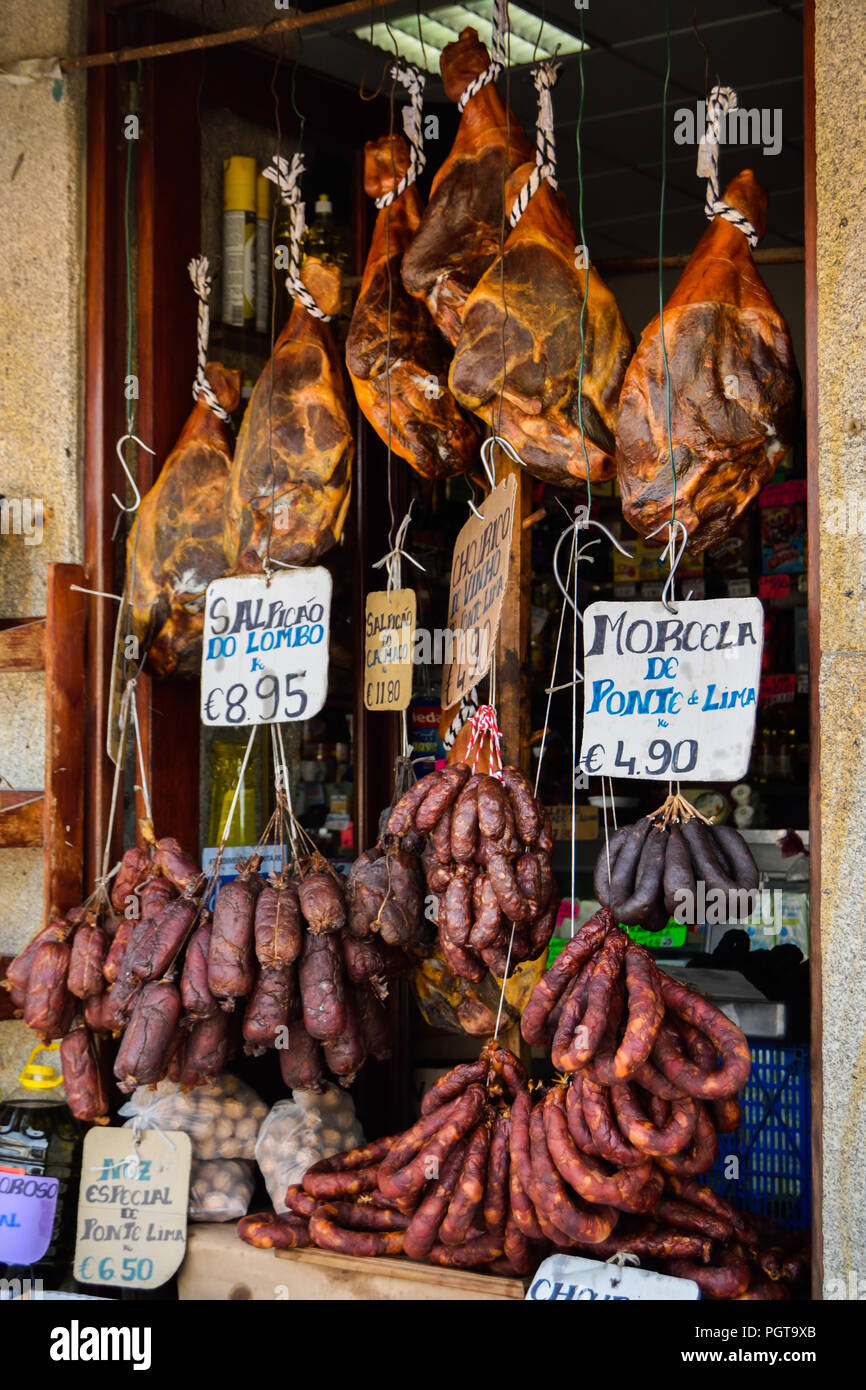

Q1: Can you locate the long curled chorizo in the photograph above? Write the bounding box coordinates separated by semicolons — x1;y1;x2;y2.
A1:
529;1098;618;1245
520;907;611;1046
654;974;751;1098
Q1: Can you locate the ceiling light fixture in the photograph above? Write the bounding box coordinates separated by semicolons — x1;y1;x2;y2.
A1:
353;2;588;77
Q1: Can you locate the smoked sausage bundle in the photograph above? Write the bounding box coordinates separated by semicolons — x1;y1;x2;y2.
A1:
593;813;759;929
384;763;560;981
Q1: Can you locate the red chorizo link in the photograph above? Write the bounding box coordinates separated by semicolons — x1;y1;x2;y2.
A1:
68;923;107;999
655;975;751;1098
441;933;486;984
388;775;438;835
656;1197;733;1242
610;1080;699;1157
580;1072;649;1169
657;1105;718;1177
238;1211;311;1250
545;1084;655;1212
23;941;74;1041
102;918;135;985
304;1131;396;1181
487;852;531;923
667;1252;751;1299
579;1231;713;1262
613;945;664;1078
432;805;453;864
60;1026;110;1124
559;929;628;1069
500;766;541;843
284;1186;320;1217
153;836;203;893
4;920;69;995
551;959;596;1072
415;763;470;833
426;1232;504;1268
483;1114;510;1235
111;845;152;914
712;1097;742;1133
309;1208;405;1257
316;1201;410;1232
565;1074;600;1157
402;1141;466;1260
514;851;542;917
488;1044;528;1100
508;1161;545;1242
529;1098;618;1245
520;907;612;1046
502;1208;531;1274
450;781;480;864
441;870;473;947
439;1123;490;1245
421;1059;489;1115
475;774;509;839
378;1085;486;1201
468;874;502;950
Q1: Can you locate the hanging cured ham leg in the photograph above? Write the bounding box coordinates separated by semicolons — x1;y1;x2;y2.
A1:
346;134;479;480
615;169;799;552
449;161;634;487
401;27;533;346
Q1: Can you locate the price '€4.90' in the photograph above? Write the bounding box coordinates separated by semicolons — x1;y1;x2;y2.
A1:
578;598;764;783
200;569;332;727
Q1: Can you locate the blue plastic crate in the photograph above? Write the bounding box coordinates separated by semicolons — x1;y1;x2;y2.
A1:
706;1044;811;1232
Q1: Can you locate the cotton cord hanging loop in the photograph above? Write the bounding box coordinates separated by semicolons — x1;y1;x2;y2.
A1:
509;61;561;226
698;85;758;248
457;0;507;111
188;256;230;420
372;501;426;595
375;63;427;207
263;153;332;321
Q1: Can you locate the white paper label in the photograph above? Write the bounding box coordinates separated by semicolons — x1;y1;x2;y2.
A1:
579;598;764;782
526;1254;700;1301
200;569;331;727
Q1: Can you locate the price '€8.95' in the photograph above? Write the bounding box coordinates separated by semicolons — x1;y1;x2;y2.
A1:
200;569;332;728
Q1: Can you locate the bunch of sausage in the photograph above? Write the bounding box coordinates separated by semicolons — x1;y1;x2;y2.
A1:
2;835;406;1125
594;814;759;928
384;762;560;982
238;1038;805;1297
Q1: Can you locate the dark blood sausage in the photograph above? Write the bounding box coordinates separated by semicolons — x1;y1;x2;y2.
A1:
378;1085;486;1201
298;930;347;1041
309;1208;404;1257
101;972;142;1035
680;817;736;894
663;826;697;921
238;1212;312;1250
4;920;68;995
279;1004;325;1093
468;874;502;950
111;845;151;913
432;806;454;864
560;929;628;1069
580;1073;648;1169
208;869;260;1009
483;1114;511;1235
607;817;652;921
657;1104;718;1177
355;981;392;1061
179;1010;238;1088
114;980;181;1092
529;1098;618;1245
545;1084;654;1211
388;774;438;835
613;945;664;1078
345;851;385;940
593;825;631;905
615;824;668;925
655;973;751;1098
414;762;470;833
421;1059;488;1115
180;916;218;1021
425;1232;503;1268
402;1141;467;1260
450;781;480;864
323;992;367;1085
376;847;423;950
60;1027;110;1124
439;1123;490;1245
243;965;293;1055
521;907;612;1047
710;824;760;892
610;1081;699;1157
153;836;202;892
254;876;302;967
667;1253;751;1300
500;765;541;843
102;918;135;984
487;852;531;923
67;924;107;999
298;870;345;935
656;1197;733;1242
132;897;198;982
23;941;74;1041
341;933;394;988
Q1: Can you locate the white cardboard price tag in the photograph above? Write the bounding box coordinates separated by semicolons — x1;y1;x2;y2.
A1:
200;569;331;726
579;598;764;782
526;1254;700;1301
74;1128;191;1291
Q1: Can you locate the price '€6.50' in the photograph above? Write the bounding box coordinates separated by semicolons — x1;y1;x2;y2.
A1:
200;569;332;727
578;598;764;783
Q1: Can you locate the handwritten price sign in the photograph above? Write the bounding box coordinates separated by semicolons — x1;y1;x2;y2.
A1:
579;598;764;782
200;569;331;727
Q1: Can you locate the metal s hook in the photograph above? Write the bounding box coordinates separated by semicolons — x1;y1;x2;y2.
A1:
551;520;597;639
646;518;690;614
112;434;153;513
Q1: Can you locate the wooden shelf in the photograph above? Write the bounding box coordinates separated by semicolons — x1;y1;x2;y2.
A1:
0;619;45;672
0;790;43;848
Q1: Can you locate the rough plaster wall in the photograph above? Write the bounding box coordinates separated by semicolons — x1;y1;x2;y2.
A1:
815;1;866;1297
0;0;84;1095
